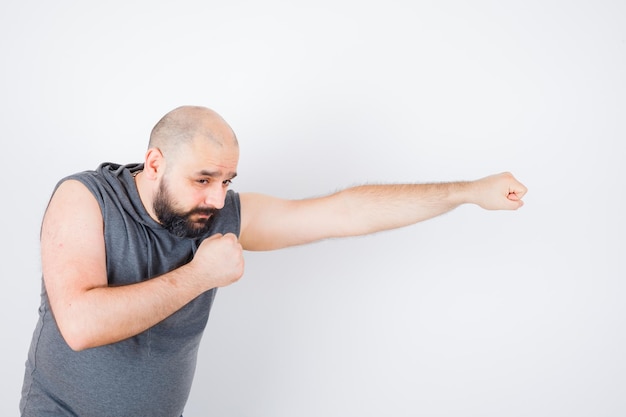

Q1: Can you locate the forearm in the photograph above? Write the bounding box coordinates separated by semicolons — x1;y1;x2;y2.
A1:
54;264;206;351
332;170;529;237
332;181;472;236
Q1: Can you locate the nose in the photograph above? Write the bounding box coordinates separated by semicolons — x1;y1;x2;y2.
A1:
203;183;227;210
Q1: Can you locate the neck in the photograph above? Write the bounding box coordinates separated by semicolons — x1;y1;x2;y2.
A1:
134;171;159;222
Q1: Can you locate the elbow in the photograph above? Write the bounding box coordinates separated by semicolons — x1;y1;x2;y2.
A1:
64;335;92;352
56;317;98;352
60;328;92;352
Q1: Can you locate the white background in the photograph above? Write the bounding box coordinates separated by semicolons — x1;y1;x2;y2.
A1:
2;1;625;416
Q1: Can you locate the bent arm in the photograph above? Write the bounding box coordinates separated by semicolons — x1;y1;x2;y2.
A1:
239;172;527;251
42;180;213;351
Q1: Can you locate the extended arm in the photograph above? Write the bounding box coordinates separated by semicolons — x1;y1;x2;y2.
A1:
239;172;527;251
41;180;243;351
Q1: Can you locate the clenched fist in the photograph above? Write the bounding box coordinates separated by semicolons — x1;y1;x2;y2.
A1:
471;172;528;210
189;233;245;290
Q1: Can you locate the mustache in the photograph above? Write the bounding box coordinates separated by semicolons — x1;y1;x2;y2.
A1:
188;207;218;217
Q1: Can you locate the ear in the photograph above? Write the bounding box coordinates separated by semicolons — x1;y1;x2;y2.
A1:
143;148;165;180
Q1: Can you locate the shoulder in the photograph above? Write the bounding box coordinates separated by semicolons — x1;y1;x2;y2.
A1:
46;179;103;223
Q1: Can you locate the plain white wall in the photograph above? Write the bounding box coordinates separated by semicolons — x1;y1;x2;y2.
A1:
2;1;625;416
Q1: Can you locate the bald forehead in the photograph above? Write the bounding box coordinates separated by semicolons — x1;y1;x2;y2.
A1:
149;105;238;156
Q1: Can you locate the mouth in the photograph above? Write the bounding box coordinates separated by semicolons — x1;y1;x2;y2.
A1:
190;209;215;223
193;213;212;221
187;207;218;226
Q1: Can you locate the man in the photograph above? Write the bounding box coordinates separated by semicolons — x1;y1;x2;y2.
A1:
20;105;527;416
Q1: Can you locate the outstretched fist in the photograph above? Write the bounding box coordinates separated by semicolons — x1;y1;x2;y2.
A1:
473;172;528;210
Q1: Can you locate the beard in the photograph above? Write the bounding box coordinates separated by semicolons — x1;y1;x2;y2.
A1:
153;179;218;238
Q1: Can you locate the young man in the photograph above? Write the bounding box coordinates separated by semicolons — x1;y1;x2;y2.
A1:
20;105;527;417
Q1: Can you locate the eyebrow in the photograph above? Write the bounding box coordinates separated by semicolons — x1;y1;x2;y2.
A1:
196;169;238;179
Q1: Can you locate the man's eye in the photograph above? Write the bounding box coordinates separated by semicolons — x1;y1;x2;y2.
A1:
223;179;233;186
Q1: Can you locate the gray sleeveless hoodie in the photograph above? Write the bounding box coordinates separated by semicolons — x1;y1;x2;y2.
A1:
20;162;241;417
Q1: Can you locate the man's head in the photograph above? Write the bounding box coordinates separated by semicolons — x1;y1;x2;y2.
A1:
139;105;240;238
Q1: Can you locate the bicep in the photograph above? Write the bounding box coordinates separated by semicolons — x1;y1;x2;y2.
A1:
41;180;108;316
239;192;348;251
